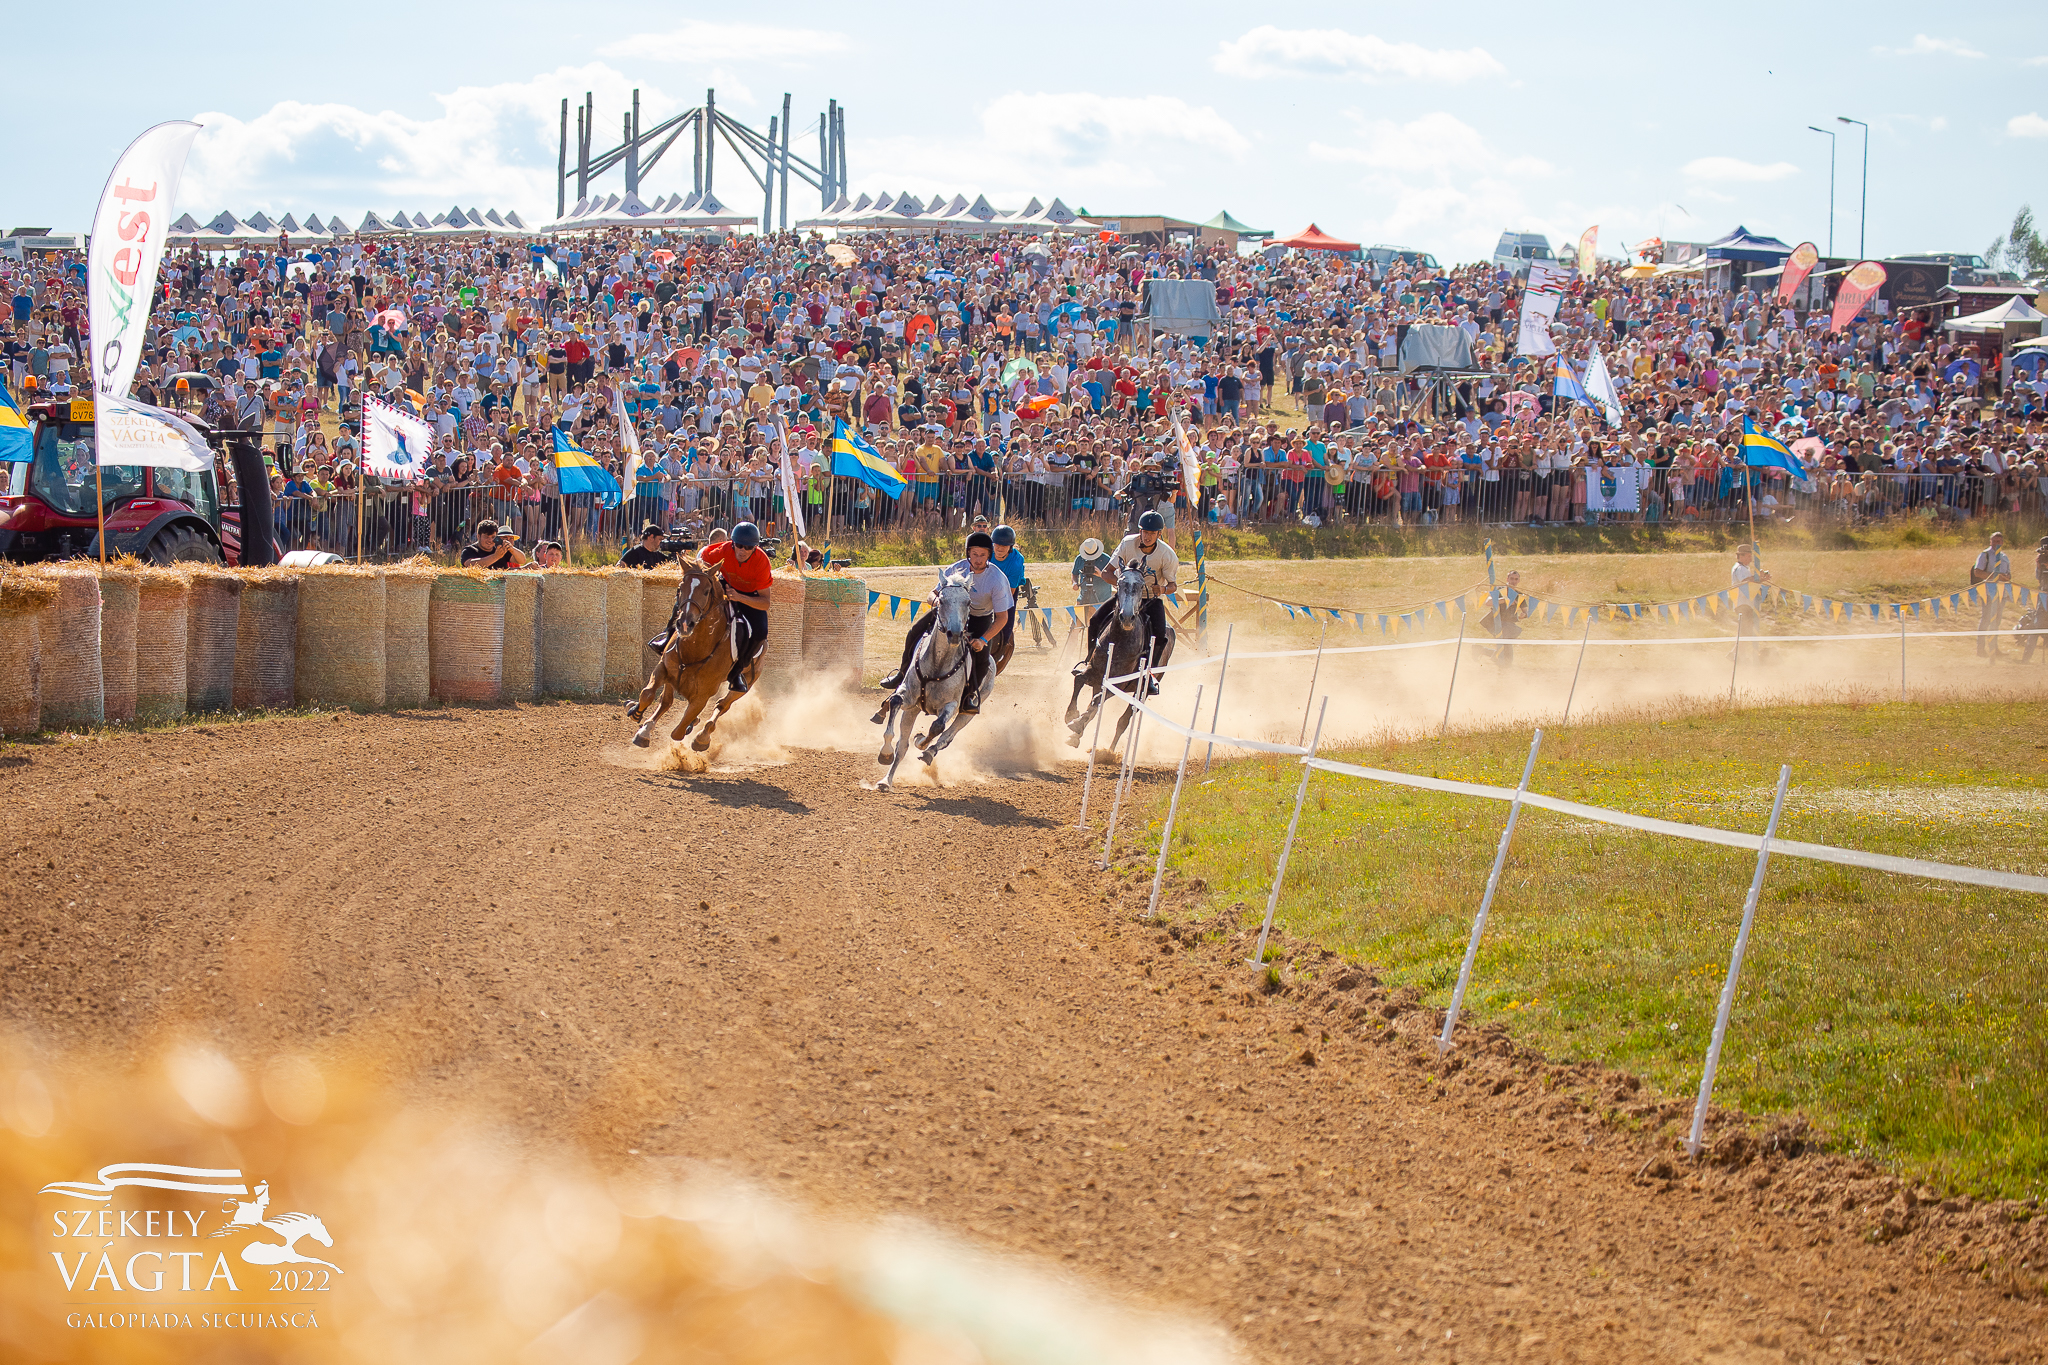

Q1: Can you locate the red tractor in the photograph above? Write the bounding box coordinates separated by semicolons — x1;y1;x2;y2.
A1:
0;395;274;565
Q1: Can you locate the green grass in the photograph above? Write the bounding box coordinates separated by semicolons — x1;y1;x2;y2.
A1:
1151;700;2048;1200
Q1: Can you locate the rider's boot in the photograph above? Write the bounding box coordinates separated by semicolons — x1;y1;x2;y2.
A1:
877;668;904;689
725;668;749;695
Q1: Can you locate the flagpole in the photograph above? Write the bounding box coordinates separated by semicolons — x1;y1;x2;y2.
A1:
95;463;106;565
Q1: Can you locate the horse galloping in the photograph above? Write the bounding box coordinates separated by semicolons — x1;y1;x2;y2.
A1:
626;556;759;751
871;572;989;790
1065;564;1167;750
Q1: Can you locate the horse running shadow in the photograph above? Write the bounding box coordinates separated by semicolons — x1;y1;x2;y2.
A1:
641;774;813;815
914;794;1060;828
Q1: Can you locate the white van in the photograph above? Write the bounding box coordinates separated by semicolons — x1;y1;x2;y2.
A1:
1491;231;1555;273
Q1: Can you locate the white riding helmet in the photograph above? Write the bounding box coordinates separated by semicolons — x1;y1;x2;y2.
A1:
1079;537;1103;557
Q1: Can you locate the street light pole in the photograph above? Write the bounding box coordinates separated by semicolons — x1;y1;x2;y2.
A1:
1836;116;1868;258
1806;125;1835;257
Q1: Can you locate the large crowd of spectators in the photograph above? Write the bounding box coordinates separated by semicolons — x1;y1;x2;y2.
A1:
4;213;2045;558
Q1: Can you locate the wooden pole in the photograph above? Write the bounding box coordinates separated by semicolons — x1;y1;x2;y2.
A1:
95;463;107;565
355;480;365;564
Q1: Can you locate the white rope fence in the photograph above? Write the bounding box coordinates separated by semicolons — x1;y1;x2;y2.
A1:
1080;646;2048;1160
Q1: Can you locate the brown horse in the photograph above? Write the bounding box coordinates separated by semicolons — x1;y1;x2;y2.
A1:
625;556;760;750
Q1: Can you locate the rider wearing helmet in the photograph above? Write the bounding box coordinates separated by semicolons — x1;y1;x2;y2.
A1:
1084;510;1179;693
701;521;774;695
877;530;1014;714
987;523;1029;646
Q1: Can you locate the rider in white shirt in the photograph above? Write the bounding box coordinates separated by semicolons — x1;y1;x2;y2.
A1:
1082;510;1179;693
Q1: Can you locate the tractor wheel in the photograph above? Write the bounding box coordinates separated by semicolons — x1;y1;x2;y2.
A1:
145;524;223;566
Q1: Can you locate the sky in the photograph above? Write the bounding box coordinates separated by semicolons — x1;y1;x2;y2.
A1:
8;2;2046;266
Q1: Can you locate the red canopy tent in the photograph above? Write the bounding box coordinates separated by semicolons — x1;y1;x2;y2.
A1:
1278;223;1360;252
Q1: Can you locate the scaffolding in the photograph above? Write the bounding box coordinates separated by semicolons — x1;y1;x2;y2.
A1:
555;87;846;232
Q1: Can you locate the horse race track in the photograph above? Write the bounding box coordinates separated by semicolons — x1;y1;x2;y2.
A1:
4;702;2044;1363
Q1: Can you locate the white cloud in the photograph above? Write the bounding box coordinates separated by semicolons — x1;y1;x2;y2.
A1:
598;20;850;65
1682;156;1799;182
1310;112;1547;176
846;92;1248;210
179;65;674;223
1930;116;1948;132
2026;56;2048;66
2010;112;2048;138
1875;34;1985;58
1213;26;1503;82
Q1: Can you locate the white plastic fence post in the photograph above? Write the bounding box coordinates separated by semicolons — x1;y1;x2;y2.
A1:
1202;624;1234;774
1899;615;1907;703
1439;607;1467;738
1437;729;1544;1055
1249;697;1329;968
1076;691;1111;830
1728;614;1742;702
1099;665;1149;867
1146;685;1205;918
1300;621;1327;748
1687;765;1793;1160
1561;614;1593;724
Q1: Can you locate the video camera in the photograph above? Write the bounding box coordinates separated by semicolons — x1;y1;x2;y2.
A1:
660;530;699;555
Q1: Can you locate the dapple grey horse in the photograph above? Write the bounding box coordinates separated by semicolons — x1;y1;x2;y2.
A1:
870;572;988;790
1065;564;1164;750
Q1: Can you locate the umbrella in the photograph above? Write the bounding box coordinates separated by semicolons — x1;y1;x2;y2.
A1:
372;308;409;330
651;249;676;264
925;269;959;282
825;243;857;265
1000;357;1039;385
167;371;217;392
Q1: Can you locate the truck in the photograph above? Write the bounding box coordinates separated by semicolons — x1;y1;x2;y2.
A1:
0;395;274;565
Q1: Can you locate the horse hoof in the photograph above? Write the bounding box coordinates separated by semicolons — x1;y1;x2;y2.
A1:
1065;733;1080;748
868;709;886;725
630;733;650;749
691;734;713;752
877;749;894;765
912;731;928;746
876;781;891;792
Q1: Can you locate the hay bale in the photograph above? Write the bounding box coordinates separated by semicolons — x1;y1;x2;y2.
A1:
539;569;607;698
758;571;809;694
602;571;646;697
184;569;242;714
801;575;868;687
32;567;102;729
134;568;191;725
500;573;543;702
0;573;58;735
98;566;140;724
295;567;386;709
383;563;436;709
233;572;299;710
641;569;684;680
430;572;506;703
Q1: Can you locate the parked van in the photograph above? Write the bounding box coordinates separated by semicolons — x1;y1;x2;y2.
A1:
1363;245;1441;272
1491;231;1555;273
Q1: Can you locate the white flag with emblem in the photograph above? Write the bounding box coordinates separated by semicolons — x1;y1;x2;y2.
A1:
363;396;433;480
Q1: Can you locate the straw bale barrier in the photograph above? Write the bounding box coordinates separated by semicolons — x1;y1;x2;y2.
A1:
500;573;543;702
0;573;58;735
430;571;506;703
184;568;242;714
98;565;140;724
295;567;386;709
133;569;192;726
539;569;607;698
32;566;103;729
383;562;437;709
603;570;645;697
801;576;867;687
640;570;684;680
233;571;299;711
759;571;808;694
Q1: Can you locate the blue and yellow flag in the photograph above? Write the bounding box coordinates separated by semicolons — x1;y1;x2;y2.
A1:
552;428;622;508
0;377;31;464
829;419;907;497
1741;417;1805;477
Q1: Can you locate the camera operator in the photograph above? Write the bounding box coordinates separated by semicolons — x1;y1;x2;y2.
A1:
618;521;671;569
461;519;528;569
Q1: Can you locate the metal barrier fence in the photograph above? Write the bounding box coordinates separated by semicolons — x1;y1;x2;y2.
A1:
269;464;2045;560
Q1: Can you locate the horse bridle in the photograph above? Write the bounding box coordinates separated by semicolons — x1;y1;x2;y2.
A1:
667;567;726;669
914;584;974;688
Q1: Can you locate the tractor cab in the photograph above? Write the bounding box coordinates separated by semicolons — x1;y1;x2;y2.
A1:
0;396;245;564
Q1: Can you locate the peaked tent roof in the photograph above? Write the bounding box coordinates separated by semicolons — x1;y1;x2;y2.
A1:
1704;225;1795;262
1279;223;1360;252
1203;209;1272;238
1946;295;2047;329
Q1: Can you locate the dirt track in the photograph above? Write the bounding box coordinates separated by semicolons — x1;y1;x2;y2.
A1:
3;702;2044;1363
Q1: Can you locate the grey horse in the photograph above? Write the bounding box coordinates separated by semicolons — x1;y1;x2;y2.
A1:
1065;563;1162;750
871;572;987;790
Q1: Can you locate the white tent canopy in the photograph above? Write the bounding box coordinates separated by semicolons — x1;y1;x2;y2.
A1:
1945;295;2047;331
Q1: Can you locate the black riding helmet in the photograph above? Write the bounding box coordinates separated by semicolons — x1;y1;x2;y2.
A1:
731;521;761;548
1138;511;1165;533
966;530;994;551
992;524;1016;547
